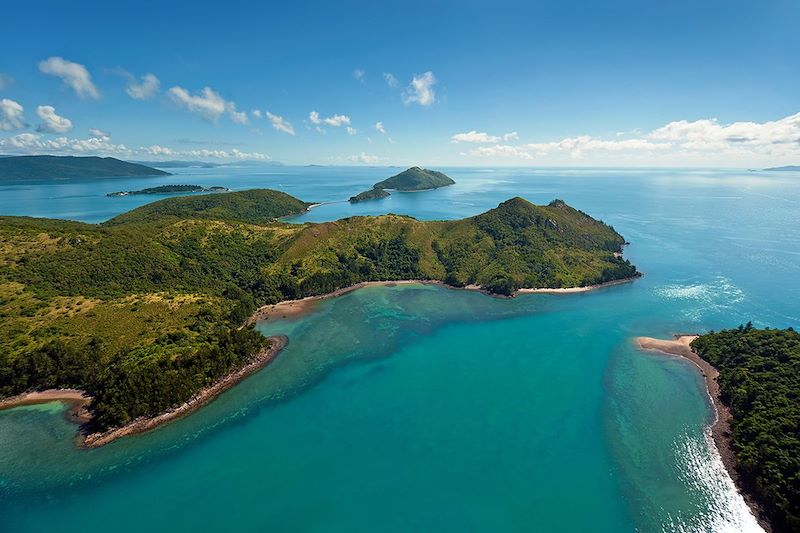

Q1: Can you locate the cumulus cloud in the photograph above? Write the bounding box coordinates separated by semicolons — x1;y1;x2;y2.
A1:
402;71;436;106
375;121;386;134
38;57;100;99
346;126;357;135
308;111;351;130
0;132;269;161
89;128;109;138
0;98;26;131
251;109;262;118
0;133;128;155
36;106;73;133
353;69;365;82
451;130;519;143
383;73;398;88
266;112;295;135
168;86;247;125
126;73;160;100
463;112;800;163
349;152;379;163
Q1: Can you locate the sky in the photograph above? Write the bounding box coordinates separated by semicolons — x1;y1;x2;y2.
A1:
0;0;798;167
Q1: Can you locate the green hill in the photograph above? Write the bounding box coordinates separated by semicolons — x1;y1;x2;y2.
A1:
349;188;391;203
692;326;800;530
105;189;311;225
0;155;171;181
0;189;636;432
374;166;455;191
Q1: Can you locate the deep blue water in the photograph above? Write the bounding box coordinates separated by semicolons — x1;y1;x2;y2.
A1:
0;166;798;532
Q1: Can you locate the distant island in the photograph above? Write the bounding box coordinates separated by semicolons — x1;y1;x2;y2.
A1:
107;185;230;197
0;189;636;446
350;167;455;203
130;160;222;169
639;326;799;532
764;165;800;171
348;188;390;202
0;155;171;181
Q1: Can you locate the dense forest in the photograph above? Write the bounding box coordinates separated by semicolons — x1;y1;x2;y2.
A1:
692;326;800;531
0;189;636;431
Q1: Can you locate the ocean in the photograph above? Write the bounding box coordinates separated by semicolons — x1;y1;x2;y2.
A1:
1;165;798;532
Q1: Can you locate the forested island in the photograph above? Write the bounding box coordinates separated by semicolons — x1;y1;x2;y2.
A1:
107;185;230;197
0;189;636;443
0;155;170;181
350;167;455;202
691;326;799;531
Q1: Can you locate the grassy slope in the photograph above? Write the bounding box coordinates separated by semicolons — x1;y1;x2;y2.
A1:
373;166;455;190
0;189;635;430
692;327;800;531
0;155;170;180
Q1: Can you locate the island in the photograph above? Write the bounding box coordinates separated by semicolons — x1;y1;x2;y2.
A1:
348;188;390;203
0;190;637;446
0;155;171;181
107;185;230;197
349;166;455;203
638;326;799;532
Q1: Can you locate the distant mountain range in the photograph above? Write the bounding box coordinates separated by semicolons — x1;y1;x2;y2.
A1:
0;155;170;181
764;165;800;171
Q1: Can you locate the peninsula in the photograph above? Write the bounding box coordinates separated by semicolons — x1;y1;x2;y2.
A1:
107;185;230;197
0;155;171;181
639;326;799;532
350;166;455;202
0;189;637;445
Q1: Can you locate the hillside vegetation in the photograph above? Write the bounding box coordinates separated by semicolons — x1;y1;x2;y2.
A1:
692;326;800;531
0;155;170;180
349;166;455;202
0;189;636;431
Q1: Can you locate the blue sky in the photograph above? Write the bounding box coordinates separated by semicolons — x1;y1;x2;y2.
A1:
1;0;798;166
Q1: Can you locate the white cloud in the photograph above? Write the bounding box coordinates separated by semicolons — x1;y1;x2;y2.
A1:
89;128;109;138
309;111;351;130
266;112;295;135
462;112;800;163
383;73;398;88
0;132;269;161
346;126;357;135
0;133;128;155
324;114;350;127
251;109;262;118
349;152;379;163
451;130;519;143
126;73;160;100
402;71;436;106
353;69;365;82
0;98;26;131
38;57;100;99
168;86;247;125
36;106;73;134
375;121;386;134
0;73;14;90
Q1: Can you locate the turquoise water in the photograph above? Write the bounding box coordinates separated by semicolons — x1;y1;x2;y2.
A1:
1;166;799;531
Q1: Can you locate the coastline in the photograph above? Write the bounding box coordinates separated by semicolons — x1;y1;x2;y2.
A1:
0;336;288;449
249;275;640;322
636;335;771;532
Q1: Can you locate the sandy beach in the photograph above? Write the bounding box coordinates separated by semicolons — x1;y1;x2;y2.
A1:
250;276;641;322
636;335;771;532
0;388;93;423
